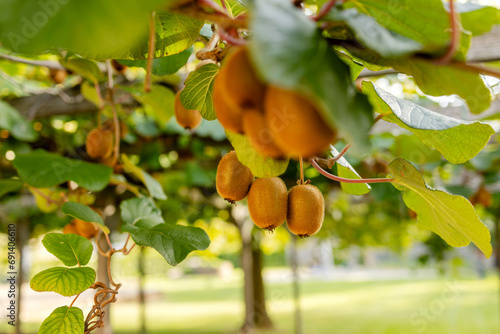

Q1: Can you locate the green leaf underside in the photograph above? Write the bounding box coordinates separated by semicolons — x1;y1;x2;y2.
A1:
330;8;423;58
226;131;289;178
0;179;24;198
121;154;167;200
122;219;210;266
60;58;102;82
122;85;175;125
181;64;220;120
39;306;84;334
0;101;38;142
12;149;112;191
61;202;110;234
250;0;373;155
120;197;163;225
117;47;193;75
388;158;492;258
42;233;93;267
364;82;494;164
331;146;371;195
31;267;95;297
457;3;500;36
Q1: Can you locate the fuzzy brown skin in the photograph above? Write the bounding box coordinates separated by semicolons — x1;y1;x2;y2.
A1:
248;177;288;231
286;184;325;237
265;86;336;158
86;128;114;159
174;90;202;130
242;109;284;158
213;73;244;133
216;151;254;203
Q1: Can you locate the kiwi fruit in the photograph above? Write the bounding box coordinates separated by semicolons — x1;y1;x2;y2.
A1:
216;151;254;204
63;221;78;235
286;184;324;237
86;128;114;159
73;219;99;239
242;109;283;158
174;90;202;130
265;86;336;158
213;74;245;133
248;177;288;231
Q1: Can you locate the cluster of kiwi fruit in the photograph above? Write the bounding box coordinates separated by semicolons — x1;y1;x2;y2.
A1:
216;151;324;237
213;46;337;158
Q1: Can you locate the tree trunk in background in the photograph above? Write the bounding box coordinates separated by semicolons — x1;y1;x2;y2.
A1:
251;237;273;329
96;235;112;334
240;219;254;334
291;235;302;334
16;219;29;334
138;246;147;334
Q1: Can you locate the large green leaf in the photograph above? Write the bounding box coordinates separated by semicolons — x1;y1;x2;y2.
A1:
0;0;168;57
39;306;84;334
13;149;112;191
330;146;370;196
121;154;167;200
457;3;500;36
120;197;163;225
180;64;219;120
329;8;423;58
226;131;289;178
250;0;373;155
0;179;23;198
0;101;37;142
122;85;175;124
42;233;93;267
59;58;102;82
388;158;492;258
117;47;193;76
31;267;96;297
364;82;494;164
61;202;109;234
122;219;210;266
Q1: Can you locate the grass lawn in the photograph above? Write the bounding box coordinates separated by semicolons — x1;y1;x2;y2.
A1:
3;272;499;334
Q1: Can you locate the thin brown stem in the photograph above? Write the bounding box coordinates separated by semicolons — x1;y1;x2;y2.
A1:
452;61;500;79
106;60;120;167
104;232;115;252
435;0;460;64
30;187;64;206
69;292;81;308
331;143;351;162
310;158;394;184
299;156;305;185
314;0;336;21
145;11;156;93
122;243;136;256
217;25;247;45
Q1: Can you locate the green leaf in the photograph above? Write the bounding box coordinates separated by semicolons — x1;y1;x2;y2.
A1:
0;101;37;142
120;197;163;225
59;58;102;82
330;146;370;196
13;149;112;191
122;219;210;266
364;82;494;164
42;233;93;266
344;0;449;53
0;0;169;57
117;47;193;76
181;64;219;120
329;8;423;58
80;81;101;107
31;267;96;297
39;306;84;334
250;0;373;155
123;85;175;124
121;154;167;200
0;179;23;198
457;3;500;36
390;59;491;114
28;187;64;213
388;158;492;258
226;131;289;178
61;202;109;234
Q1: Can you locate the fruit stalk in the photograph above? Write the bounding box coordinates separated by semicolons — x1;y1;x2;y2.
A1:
309;158;394;184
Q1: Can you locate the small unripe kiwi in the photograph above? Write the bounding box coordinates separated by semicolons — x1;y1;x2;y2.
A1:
86;128;114;159
213;75;244;133
248;177;288;231
287;184;324;237
63;222;78;234
265;86;336;158
216;151;254;204
242;109;284;158
174;90;202;130
73;219;99;239
217;46;266;111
